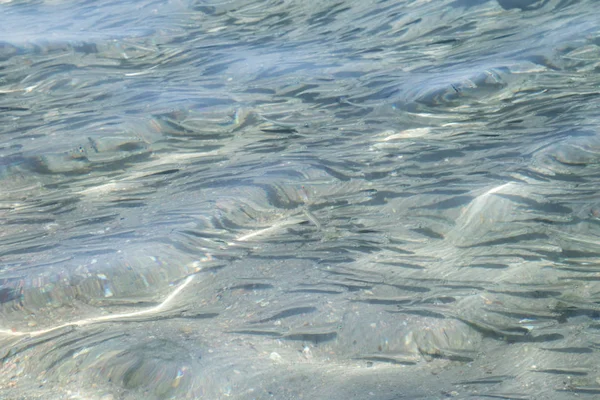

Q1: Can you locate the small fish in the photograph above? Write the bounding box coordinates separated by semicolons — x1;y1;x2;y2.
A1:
303;208;322;231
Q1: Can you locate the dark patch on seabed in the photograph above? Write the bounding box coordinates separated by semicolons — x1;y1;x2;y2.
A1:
1;0;600;398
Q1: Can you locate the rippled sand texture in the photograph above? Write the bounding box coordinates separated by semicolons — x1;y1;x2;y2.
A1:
1;0;600;398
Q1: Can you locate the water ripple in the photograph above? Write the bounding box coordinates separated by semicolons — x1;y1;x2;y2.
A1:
1;0;600;398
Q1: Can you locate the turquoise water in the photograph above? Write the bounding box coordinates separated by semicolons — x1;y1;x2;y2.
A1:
1;0;600;398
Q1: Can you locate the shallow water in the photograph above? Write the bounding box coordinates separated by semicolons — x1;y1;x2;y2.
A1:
1;0;600;398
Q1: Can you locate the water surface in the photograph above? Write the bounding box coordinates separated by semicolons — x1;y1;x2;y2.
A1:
1;0;600;398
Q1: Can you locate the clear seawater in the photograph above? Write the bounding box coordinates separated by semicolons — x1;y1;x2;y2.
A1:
1;0;600;398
